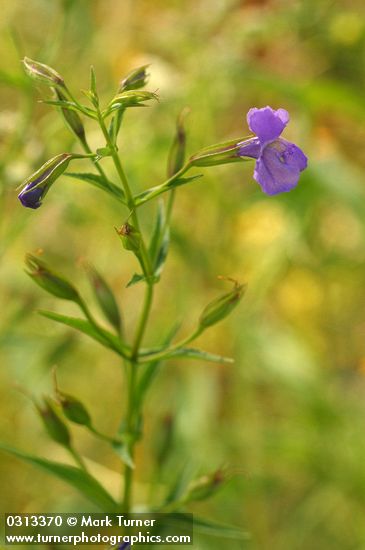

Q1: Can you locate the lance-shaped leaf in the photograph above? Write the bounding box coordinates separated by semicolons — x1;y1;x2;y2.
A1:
149;201;169;279
18;153;73;209
139;346;233;365
167;107;189;178
86;264;122;334
134;173;202;207
0;443;117;511
164;347;234;364
39;310;128;358
25;254;80;302
42;98;97;119
135;323;180;411
64;172;125;202
168;513;249;540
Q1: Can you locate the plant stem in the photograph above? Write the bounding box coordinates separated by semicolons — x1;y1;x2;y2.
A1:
138;327;203;364
69;446;88;472
95;108;156;512
96;110;152;275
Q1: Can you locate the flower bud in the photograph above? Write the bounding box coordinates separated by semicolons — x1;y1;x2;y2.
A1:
57;392;92;427
107;90;158;113
23;57;66;89
18;153;73;209
167;108;189;177
199;278;245;329
119;65;149;92
190;137;250;167
55;89;86;141
184;469;226;503
25;254;80;302
116;223;141;253
86;264;122;333
36;397;71;447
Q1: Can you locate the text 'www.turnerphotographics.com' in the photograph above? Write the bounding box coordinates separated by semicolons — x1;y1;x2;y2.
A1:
4;513;193;546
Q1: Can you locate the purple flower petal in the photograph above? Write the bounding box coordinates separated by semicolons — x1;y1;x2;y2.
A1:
247;106;289;145
253;138;307;195
237;137;261;159
18;181;43;209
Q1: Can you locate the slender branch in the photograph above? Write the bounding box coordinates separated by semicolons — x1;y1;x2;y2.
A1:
137;327;203;364
134;163;193;207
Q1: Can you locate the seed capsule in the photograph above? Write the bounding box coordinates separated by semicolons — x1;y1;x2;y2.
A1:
199;279;245;328
37;397;71;447
25;254;80;302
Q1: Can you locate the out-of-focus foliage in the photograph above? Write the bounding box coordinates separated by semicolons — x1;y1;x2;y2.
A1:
1;1;365;549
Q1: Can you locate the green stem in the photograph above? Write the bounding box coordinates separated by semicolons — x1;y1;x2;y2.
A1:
69;446;87;472
138;326;203;364
96;110;152;275
95;108;156;512
88;425;121;445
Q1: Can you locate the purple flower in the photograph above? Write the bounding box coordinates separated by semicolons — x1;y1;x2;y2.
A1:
238;106;307;195
117;543;131;550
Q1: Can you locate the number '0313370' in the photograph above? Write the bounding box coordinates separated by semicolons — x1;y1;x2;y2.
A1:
6;515;63;527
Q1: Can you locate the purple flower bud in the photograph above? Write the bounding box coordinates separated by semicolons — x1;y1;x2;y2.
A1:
238;106;307;195
18;153;73;209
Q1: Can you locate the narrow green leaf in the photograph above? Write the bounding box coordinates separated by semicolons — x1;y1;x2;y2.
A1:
0;443;117;511
65;172;125;202
176;514;249;540
134;174;203;207
163;347;234;364
149;201;165;262
90;66;97;96
135;323;181;410
149;201;170;278
86;265;122;334
126;273;146;288
38;310;126;357
154;226;170;278
164;462;197;506
41;99;97;119
126;273;158;288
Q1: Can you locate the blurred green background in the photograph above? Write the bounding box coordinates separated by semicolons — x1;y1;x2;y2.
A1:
1;0;365;548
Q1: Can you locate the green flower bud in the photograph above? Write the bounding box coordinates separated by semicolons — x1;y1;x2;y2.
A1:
184;469;226;503
23;57;66;89
116;223;141;253
106;91;158;115
25;254;80;302
55;89;86;141
86;264;122;333
190;137;250;167
199;278;245;329
57;392;92;427
36;397;71;447
119;65;150;92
